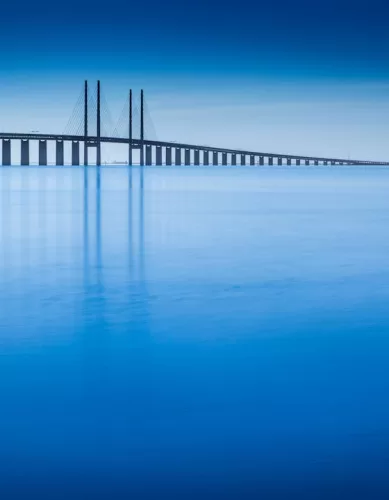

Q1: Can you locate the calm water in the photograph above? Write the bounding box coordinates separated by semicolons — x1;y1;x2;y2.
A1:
1;165;389;498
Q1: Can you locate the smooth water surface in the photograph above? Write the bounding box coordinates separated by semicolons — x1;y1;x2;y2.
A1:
1;166;389;498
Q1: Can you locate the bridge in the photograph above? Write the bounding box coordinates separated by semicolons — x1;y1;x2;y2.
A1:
0;80;388;167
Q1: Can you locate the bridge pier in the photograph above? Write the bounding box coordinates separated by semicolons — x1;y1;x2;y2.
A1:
21;140;30;166
165;147;172;166
146;145;152;165
139;144;144;166
2;133;376;169
39;140;47;166
56;140;64;166
72;141;80;166
2;139;11;166
84;143;88;167
194;150;200;166
185;149;191;165
156;146;162;165
21;139;30;166
175;148;181;166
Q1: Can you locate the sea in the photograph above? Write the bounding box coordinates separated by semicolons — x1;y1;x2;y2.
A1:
0;165;389;499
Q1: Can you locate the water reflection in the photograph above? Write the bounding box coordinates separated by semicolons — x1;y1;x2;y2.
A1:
138;165;145;282
81;165;145;287
128;166;133;272
1;166;146;304
81;165;151;412
83;166;89;284
96;166;102;273
2;166;389;497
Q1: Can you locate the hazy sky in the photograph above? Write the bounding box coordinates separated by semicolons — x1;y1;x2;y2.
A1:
1;0;389;161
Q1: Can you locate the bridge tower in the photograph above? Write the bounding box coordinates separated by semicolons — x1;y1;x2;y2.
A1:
84;80;88;166
97;80;101;166
140;89;145;166
129;89;133;166
82;80;101;165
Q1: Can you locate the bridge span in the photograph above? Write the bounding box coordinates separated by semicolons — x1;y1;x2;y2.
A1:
0;133;387;166
1;81;388;167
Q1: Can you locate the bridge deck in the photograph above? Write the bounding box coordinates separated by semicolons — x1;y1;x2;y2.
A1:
0;132;388;165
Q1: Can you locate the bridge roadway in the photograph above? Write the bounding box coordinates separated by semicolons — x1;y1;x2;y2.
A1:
0;132;388;166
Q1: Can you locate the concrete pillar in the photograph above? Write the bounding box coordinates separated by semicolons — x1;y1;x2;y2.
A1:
175;148;181;166
21;139;29;166
296;159;301;166
194;150;200;166
156;146;162;165
166;147;172;166
146;145;152;165
39;140;47;166
241;154;246;166
185;149;190;165
2;139;11;166
140;144;144;166
259;156;264;166
314;160;319;166
231;154;237;166
56;140;64;166
250;155;255;166
278;157;282;166
324;161;328;165
305;160;310;166
287;158;291;166
268;157;273;166
331;161;336;165
222;153;227;165
213;151;218;165
203;151;209;166
72;141;80;166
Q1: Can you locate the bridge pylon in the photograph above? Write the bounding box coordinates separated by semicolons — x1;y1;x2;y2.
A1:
140;89;144;166
84;80;88;166
82;80;102;165
97;80;101;166
129;89;133;166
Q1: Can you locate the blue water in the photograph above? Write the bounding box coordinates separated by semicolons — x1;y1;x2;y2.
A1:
1;165;389;499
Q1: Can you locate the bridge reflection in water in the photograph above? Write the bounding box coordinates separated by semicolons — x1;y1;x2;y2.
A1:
81;166;146;288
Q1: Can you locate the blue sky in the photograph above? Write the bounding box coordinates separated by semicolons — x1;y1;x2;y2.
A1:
0;0;389;160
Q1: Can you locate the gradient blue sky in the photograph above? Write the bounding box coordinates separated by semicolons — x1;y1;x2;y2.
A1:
1;0;389;160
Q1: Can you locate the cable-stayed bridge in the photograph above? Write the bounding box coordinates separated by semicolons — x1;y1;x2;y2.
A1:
0;80;388;167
